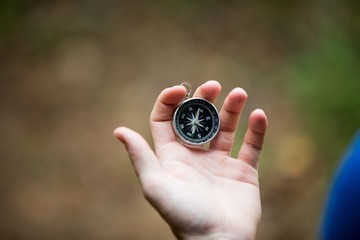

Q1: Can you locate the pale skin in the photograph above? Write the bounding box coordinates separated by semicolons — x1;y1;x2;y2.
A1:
114;81;268;240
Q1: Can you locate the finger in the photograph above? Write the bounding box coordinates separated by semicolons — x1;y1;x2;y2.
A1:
114;127;161;180
237;109;268;169
210;88;247;153
192;80;222;102
150;85;187;147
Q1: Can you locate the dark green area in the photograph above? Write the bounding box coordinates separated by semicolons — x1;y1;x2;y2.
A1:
289;25;360;165
0;0;22;38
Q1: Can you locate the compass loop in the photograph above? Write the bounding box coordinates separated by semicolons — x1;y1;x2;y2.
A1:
181;82;192;99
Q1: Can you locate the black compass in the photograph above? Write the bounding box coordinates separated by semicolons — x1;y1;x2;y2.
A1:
173;83;220;146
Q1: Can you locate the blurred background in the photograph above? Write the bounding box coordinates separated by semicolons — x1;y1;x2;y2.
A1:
0;0;359;239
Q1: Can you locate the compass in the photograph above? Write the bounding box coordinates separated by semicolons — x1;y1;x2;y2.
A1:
172;83;220;146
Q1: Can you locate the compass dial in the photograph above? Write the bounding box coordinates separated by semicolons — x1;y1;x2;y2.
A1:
173;98;220;146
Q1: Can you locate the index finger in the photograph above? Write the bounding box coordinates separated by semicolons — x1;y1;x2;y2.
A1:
150;85;187;147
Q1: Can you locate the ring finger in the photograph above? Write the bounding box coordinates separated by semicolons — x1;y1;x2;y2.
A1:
209;87;247;154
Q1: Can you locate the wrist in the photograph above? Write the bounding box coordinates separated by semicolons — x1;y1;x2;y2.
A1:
177;232;255;240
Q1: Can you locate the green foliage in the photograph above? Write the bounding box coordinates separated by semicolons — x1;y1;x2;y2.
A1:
0;0;22;38
289;28;360;163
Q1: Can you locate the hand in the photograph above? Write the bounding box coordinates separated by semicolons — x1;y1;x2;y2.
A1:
114;81;268;240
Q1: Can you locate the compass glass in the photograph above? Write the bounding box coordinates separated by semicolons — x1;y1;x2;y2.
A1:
173;98;220;145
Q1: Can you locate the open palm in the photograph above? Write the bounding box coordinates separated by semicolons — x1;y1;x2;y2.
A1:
114;81;268;240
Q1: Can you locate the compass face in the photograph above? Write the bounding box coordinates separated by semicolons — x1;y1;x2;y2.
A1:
173;98;220;146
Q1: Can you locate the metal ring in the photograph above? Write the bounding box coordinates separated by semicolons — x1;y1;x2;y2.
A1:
181;82;192;98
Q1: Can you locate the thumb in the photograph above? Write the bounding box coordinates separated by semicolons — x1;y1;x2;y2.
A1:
113;127;160;179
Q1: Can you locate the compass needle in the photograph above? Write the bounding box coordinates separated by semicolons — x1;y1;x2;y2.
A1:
195;108;200;122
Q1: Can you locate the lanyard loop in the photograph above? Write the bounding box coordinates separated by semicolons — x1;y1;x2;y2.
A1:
181;82;192;99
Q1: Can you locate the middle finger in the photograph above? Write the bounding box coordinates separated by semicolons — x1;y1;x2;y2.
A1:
192;80;222;102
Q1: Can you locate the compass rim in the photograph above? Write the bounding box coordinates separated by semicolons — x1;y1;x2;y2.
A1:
172;97;220;146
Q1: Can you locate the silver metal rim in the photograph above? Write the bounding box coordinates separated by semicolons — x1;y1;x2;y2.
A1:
172;97;221;146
